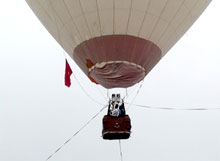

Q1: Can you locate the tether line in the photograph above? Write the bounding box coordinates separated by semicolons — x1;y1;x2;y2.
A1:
45;105;107;161
119;140;123;161
126;103;220;111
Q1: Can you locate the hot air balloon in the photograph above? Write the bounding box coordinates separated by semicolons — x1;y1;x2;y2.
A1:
26;0;211;139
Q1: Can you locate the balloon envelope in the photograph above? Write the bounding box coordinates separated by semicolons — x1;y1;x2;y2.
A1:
26;0;211;88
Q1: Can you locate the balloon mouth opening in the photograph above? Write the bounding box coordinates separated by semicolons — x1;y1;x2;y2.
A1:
88;61;146;89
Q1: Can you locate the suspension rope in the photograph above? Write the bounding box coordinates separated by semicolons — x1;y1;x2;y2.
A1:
126;103;220;111
124;82;140;99
45;105;107;161
119;140;123;161
125;88;128;98
126;80;145;111
95;86;108;101
107;89;110;100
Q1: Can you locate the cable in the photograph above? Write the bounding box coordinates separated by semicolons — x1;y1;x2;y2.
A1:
119;140;123;161
45;105;107;161
126;103;220;111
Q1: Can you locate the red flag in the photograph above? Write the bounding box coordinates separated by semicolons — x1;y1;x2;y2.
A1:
65;59;72;87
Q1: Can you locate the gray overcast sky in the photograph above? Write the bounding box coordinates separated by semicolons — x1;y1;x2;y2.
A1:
0;1;220;161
